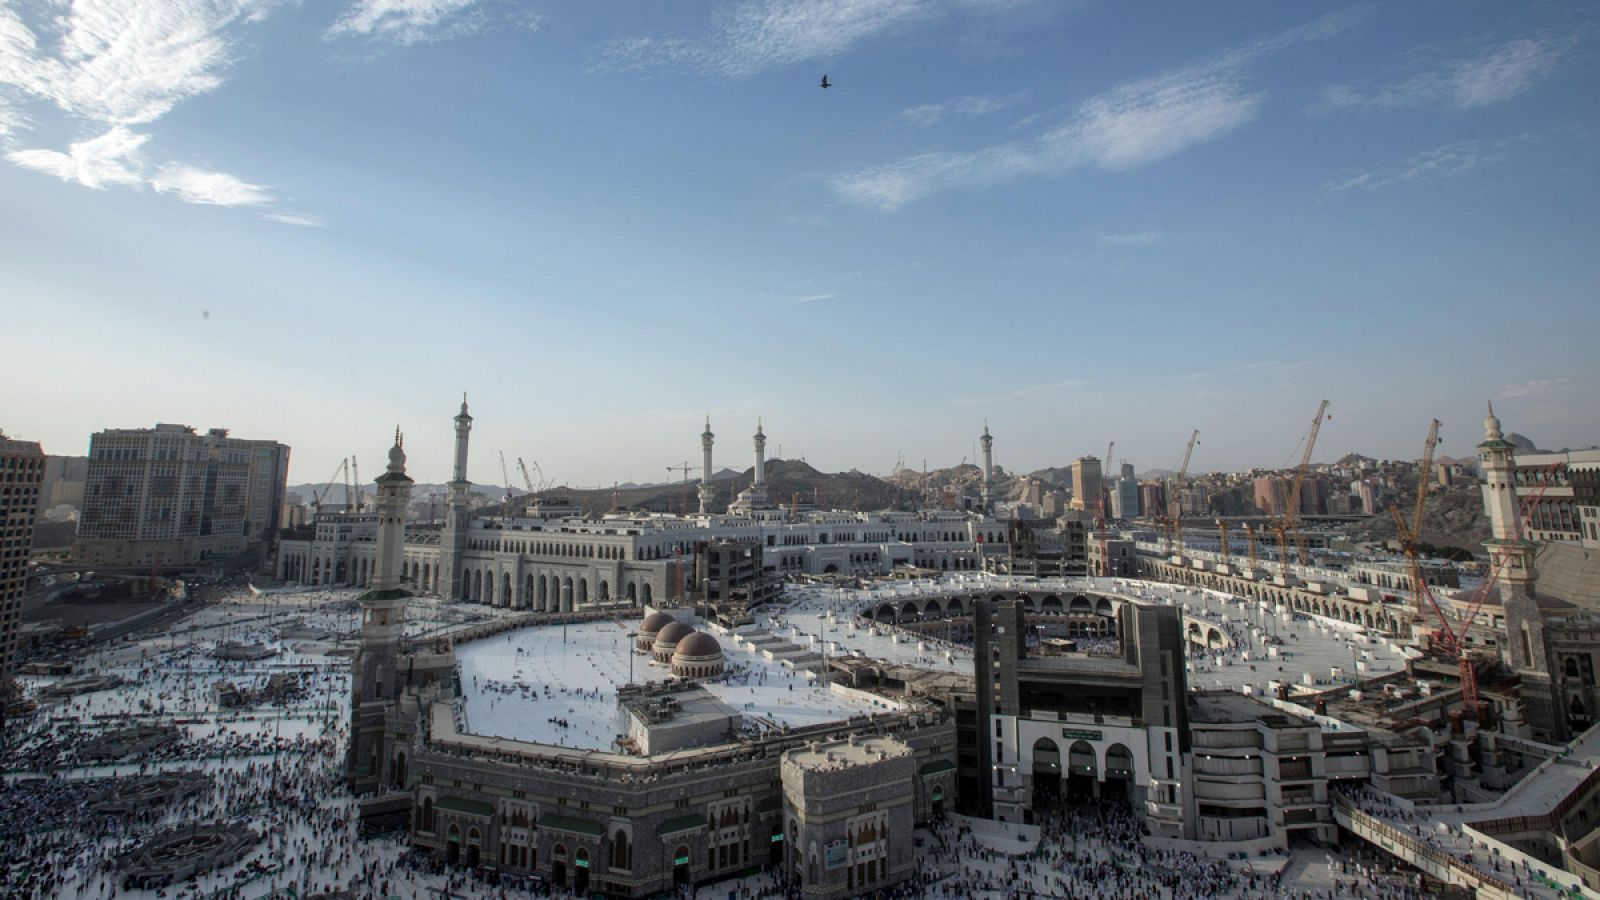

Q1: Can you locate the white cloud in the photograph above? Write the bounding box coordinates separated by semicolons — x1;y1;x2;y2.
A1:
0;1;279;125
900;92;1024;127
1097;230;1165;246
7;125;147;189
827;11;1363;210
0;3;317;220
1501;378;1572;399
1319;37;1565;112
953;378;1090;404
1325;140;1499;193
831;66;1260;209
792;292;838;303
151;164;270;206
327;0;502;46
1183;360;1317;381
263;211;326;227
598;0;942;76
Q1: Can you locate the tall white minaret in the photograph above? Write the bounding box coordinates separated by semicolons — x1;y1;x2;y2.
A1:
1479;402;1557;738
754;419;767;488
440;396;472;599
980;421;994;514
348;428;414;792
699;417;716;515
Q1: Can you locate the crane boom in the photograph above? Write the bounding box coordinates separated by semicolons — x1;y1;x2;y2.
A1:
350;456;360;513
1285;400;1331;566
1170;430;1199;556
312;457;349;515
1412;419;1441;542
517;457;536;494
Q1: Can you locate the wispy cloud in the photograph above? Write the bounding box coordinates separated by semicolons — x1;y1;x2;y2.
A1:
8;126;147;189
1183;360;1318;381
151;165;271;207
791;292;839;304
1319;37;1567;113
953;378;1091;405
327;0;539;46
1097;230;1166;246
900;92;1025;127
828;10;1362;210
0;2;279;125
262;212;326;227
596;0;988;77
1501;377;1573;399
1325;139;1503;193
0;2;315;223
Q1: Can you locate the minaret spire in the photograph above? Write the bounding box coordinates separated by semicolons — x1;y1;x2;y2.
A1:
980;421;995;514
699;417;716;515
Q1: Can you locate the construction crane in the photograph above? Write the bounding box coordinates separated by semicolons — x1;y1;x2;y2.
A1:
1284;400;1332;567
311;458;349;516
517;456;552;495
1095;440;1116;575
1243;522;1259;571
1218;519;1231;566
666;462;697;515
498;451;518;512
1386;419;1442;611
1403;455;1563;720
1168;430;1199;557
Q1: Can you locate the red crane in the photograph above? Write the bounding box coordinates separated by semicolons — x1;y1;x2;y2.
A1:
1400;443;1561;719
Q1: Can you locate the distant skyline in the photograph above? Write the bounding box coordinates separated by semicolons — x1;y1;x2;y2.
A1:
3;2;1596;486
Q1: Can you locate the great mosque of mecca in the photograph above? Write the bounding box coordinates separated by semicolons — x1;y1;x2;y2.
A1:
318;401;1600;899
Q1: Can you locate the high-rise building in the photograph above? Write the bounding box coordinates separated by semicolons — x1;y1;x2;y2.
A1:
1253;476;1287;517
37;455;87;515
1069;456;1103;513
1111;464;1139;520
75;424;289;567
1;431;44;691
1138;483;1165;519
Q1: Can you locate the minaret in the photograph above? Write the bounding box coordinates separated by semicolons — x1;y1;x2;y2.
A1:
699;416;715;515
440;396;472;600
980;421;994;514
1478;402;1558;738
348;428;414;793
754;420;767;489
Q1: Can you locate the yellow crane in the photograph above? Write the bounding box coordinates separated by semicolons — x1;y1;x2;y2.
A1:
1285;400;1332;566
1218;519;1231;566
1169;430;1199;557
1243;522;1258;571
1390;419;1441;613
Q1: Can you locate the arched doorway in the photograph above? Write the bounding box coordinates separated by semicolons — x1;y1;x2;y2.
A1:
552;843;568;888
1031;737;1062;813
446;824;461;865
466;827;481;868
574;848;590;894
769;822;784;865
1104;743;1134;802
1067;740;1098;803
931;786;945;819
673;843;691;886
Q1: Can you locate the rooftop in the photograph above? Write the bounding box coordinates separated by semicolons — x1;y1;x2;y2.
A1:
453;616;904;751
785;735;910;771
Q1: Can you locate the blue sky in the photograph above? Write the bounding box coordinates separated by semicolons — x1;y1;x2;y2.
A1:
2;0;1596;488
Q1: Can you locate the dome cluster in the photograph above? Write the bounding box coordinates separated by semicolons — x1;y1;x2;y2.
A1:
637;613;724;679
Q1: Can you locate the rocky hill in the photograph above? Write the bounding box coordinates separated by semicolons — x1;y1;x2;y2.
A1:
522;459;917;516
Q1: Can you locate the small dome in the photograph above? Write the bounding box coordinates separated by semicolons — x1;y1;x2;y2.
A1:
673;631;722;660
639;611;675;635
654;622;694;648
